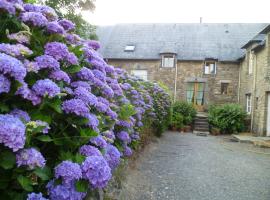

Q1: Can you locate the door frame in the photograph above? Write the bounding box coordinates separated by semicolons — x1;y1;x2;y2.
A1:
186;82;205;111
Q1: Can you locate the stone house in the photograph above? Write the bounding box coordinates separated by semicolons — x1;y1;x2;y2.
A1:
97;23;270;136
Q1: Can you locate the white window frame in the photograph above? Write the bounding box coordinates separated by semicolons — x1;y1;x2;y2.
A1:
248;51;253;75
161;55;175;68
204;61;217;74
124;45;135;52
246;94;252;114
131;70;148;81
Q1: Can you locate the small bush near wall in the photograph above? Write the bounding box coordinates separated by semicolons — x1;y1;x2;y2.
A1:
208;104;246;134
172;101;197;126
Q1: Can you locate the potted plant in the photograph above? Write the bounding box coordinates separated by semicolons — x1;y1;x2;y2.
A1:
171;113;184;132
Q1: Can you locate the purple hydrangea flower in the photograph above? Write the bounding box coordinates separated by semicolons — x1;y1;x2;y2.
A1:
55;161;82;184
137;121;144;127
92;69;106;81
86;113;99;132
23;4;58;21
27;192;48;200
49;70;70;84
62;99;89;117
131;132;140;141
65;33;82;45
102;131;116;142
35;55;60;71
79;145;102;157
10;109;31;122
7;32;30;44
0;74;10;94
32;79;60;98
90;135;107;148
35;120;50;134
123;145;133;157
121;83;132;90
77;67;94;81
106;109;118;120
0;53;26;82
86;40;100;50
102;85;114;98
116;120;133;128
47;180;86;200
0;0;15;14
24;60;40;73
44;42;69;61
70;81;91;91
66;52;78;65
0;43;33;57
62;87;73;95
0;114;25;152
47;21;65;34
92;77;105;88
20;12;48;27
58;19;75;31
74;87;97;106
16;82;42;105
81;156;112;189
104;144;121;170
16;148;46;169
105;65;115;74
95;102;108;113
117;131;131;143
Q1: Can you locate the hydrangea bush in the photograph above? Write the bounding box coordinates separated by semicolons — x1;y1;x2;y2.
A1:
0;0;171;199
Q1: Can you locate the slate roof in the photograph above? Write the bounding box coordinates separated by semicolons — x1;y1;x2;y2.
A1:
96;23;268;61
241;34;266;49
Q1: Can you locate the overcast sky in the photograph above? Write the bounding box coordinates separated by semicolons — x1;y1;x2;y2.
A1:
82;0;270;25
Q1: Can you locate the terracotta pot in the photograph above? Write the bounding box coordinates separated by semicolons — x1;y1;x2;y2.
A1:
184;125;192;132
211;127;221;136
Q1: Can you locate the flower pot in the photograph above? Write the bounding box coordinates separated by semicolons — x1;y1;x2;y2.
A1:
210;127;221;136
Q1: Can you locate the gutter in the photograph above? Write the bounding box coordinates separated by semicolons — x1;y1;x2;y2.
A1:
173;60;178;102
251;51;257;132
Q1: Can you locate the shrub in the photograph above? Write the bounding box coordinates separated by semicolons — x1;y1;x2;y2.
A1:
171;113;184;129
208;104;246;134
172;101;196;125
0;1;171;199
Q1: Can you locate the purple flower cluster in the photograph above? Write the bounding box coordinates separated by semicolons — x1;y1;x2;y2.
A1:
104;144;121;170
74;87;97;106
0;43;33;57
0;114;25;152
20;12;48;27
49;70;70;84
7;32;30;44
27;192;48;200
117;131;131;143
59;19;75;31
35;55;60;71
90;135;107;148
0;0;16;14
0;74;10;94
47;21;65;34
9;108;31;122
80;145;101;157
32;79;60;98
55;161;82;184
16;148;46;169
81;156;112;189
62;99;89;117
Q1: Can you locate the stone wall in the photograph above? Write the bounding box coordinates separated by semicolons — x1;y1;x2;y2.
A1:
108;59;239;109
239;33;270;136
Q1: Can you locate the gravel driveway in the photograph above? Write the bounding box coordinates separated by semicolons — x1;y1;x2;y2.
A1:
120;132;270;200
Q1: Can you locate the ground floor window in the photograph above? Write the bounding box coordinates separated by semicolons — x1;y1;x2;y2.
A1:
221;83;229;94
131;70;148;81
246;94;251;114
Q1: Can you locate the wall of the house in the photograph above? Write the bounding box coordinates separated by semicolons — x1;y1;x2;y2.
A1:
108;59;239;109
239;34;270;136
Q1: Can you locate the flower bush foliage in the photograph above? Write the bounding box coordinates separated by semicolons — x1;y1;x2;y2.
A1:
208;104;246;134
172;101;196;126
0;0;171;199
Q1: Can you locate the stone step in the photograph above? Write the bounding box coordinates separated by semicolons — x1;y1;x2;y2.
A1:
194;125;209;130
194;118;208;122
195;121;209;126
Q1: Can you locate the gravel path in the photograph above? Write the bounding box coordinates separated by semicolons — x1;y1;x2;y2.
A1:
120;132;270;200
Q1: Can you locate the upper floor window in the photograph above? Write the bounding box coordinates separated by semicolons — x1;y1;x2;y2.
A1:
124;45;135;52
131;70;148;81
204;61;216;74
248;51;253;75
161;55;175;68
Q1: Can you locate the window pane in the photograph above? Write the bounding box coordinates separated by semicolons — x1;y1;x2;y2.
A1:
221;83;229;94
131;70;148;81
162;56;174;67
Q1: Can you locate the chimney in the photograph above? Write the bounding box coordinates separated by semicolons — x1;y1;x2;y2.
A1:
200;17;203;24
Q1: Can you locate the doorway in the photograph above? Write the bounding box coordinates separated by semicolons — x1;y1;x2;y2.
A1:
186;82;205;111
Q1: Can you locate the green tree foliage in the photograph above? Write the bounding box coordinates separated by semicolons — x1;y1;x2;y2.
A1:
172;101;196;126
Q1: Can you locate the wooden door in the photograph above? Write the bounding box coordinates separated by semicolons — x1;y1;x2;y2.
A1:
186;82;205;111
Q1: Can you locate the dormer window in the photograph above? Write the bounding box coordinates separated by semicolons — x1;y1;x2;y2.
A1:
204;60;217;74
161;54;175;68
124;45;135;52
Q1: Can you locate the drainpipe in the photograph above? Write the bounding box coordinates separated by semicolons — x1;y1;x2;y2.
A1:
174;57;178;102
237;62;241;103
251;51;257;132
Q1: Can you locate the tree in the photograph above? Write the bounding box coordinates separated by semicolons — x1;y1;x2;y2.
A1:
44;0;98;39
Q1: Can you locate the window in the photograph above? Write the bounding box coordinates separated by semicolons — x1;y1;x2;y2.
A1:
204;61;216;74
246;94;252;114
248;51;253;74
162;55;175;68
221;83;229;95
131;70;148;81
124;45;135;52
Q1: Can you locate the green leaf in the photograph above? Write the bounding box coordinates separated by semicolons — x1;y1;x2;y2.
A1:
0;151;16;169
17;175;33;192
59;151;73;161
75;180;89;193
31;112;52;124
49;98;62;114
36;135;53;142
34;167;51;181
80;128;98;137
119;104;136;120
74;153;86;164
0;103;9;112
64;65;82;74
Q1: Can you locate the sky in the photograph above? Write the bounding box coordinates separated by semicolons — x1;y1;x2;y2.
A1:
82;0;270;26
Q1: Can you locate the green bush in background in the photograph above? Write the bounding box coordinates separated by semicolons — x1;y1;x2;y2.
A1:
208;104;246;134
172;101;196;126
